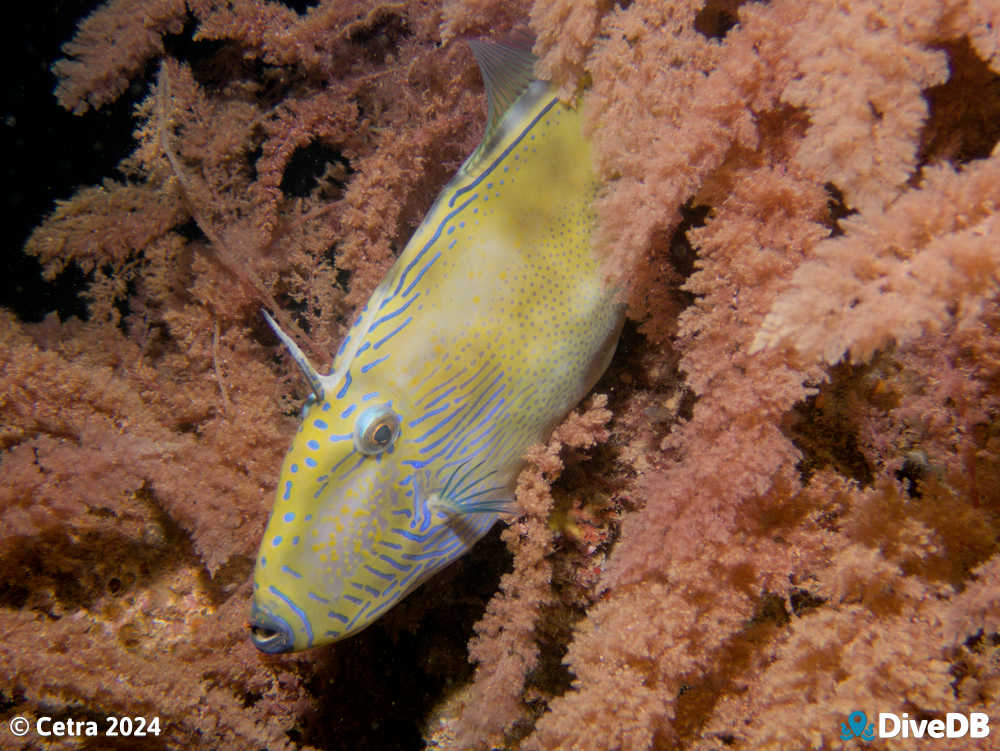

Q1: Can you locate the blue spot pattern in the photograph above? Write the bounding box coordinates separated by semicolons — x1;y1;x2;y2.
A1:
263;95;573;644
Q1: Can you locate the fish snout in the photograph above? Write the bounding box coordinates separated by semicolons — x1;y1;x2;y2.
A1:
249;602;295;653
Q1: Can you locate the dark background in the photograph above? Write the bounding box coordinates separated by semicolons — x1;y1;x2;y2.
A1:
1;0;138;322
1;0;329;323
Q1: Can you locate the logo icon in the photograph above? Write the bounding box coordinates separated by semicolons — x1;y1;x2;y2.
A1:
841;711;876;742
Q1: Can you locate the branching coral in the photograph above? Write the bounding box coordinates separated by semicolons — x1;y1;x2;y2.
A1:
488;0;1000;748
5;2;495;748
3;0;999;749
753;152;1000;365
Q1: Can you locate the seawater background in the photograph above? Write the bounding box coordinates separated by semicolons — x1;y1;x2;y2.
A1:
3;0;128;322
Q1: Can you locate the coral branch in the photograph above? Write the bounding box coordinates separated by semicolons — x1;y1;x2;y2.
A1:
53;0;187;114
752;151;1000;364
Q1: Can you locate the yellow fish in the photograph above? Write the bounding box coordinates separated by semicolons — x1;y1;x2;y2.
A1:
250;40;623;653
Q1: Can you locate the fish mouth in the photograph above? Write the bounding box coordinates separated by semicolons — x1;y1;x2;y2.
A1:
249;603;295;653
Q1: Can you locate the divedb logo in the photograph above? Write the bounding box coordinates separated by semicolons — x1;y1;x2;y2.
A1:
840;710;990;741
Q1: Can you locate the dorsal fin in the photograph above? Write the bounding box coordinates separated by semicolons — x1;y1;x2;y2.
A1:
262;309;325;401
467;38;537;148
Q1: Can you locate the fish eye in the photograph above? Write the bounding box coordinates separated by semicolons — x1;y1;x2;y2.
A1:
354;404;401;455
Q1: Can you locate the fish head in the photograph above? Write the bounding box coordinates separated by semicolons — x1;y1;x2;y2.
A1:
250;370;414;652
249;319;502;653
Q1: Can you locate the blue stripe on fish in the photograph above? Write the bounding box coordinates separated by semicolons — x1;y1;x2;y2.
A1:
394;192;480;296
370;292;420;332
448;96;559;208
373;317;412;350
361;354;390;373
336;370;352;399
270;584;314;647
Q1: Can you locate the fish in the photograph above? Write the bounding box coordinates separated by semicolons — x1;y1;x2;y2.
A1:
249;39;624;653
